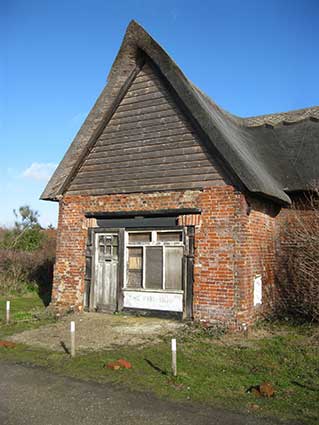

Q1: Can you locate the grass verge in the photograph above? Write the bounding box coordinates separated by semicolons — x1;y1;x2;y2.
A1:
0;294;318;424
0;292;55;337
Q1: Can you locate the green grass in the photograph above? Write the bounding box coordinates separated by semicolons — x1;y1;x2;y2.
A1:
0;292;54;338
0;295;318;424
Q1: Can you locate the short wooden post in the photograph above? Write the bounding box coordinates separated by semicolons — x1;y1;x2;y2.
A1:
6;301;10;324
171;338;177;377
70;321;75;357
242;323;248;337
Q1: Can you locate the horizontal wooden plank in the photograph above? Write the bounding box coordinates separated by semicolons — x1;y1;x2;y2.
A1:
69;180;222;195
120;93;170;108
126;85;167;98
120;91;169;107
133;73;156;83
87;141;203;162
73;165;217;185
122;64;172;104
81;152;210;173
85;146;205;166
107;113;183;132
129;78;169;93
101;120;190;140
133;71;162;84
117;96;172;113
121;91;169;105
77;159;213;178
67;179;224;196
135;65;162;80
70;171;219;191
112;102;177;121
73;171;220;187
88;141;204;162
125;84;169;99
89;135;198;157
129;78;162;92
133;70;160;81
108;106;181;128
103;115;184;134
88;143;199;162
94;134;198;153
98;126;195;146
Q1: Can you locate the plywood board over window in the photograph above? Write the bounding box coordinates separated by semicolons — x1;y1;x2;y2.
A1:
127;247;143;288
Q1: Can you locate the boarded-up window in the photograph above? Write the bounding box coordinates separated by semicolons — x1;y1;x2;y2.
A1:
157;232;182;242
145;247;163;289
127;247;143;288
129;232;151;243
165;247;183;290
125;230;184;291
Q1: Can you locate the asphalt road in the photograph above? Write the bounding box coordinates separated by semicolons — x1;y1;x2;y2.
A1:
0;362;287;425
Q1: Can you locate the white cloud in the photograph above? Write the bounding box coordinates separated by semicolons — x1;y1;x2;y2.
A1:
23;162;57;182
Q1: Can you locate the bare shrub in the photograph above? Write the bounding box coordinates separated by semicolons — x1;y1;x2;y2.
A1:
0;249;33;293
0;229;56;304
29;232;56;305
275;190;319;322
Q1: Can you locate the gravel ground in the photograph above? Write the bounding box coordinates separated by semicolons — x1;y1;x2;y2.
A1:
8;313;185;352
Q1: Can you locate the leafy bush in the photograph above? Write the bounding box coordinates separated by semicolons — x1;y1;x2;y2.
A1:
0;228;45;252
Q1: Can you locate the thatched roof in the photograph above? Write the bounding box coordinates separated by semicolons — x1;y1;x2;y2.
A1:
41;21;319;205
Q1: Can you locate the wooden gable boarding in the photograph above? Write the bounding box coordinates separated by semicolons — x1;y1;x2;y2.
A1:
66;59;226;195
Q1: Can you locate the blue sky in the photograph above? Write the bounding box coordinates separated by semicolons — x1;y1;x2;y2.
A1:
1;0;318;227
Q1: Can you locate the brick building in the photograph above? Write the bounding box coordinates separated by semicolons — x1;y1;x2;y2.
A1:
41;21;319;328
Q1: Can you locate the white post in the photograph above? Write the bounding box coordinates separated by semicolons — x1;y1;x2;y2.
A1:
171;338;177;377
242;322;248;337
70;321;75;357
6;301;10;324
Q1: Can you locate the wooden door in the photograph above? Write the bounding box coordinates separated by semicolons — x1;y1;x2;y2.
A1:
94;233;119;312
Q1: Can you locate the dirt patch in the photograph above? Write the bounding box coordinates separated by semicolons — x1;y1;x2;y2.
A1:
8;313;185;352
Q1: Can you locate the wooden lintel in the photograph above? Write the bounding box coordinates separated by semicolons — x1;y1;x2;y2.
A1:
85;208;201;219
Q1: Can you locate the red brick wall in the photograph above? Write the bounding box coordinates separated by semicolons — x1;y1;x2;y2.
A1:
52;186;279;327
192;187;241;324
235;197;279;325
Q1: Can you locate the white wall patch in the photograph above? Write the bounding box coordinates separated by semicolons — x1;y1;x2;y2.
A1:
254;275;262;306
123;290;183;312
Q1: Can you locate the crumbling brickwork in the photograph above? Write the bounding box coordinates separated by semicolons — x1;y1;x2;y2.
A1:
52;186;278;328
235;196;279;325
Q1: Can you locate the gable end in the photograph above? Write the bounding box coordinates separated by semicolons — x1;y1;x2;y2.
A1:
66;60;227;196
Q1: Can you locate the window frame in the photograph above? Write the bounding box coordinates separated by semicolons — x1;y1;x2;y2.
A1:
124;228;184;293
